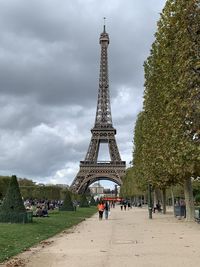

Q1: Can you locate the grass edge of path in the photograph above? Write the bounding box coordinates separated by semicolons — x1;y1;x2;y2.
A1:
0;207;97;263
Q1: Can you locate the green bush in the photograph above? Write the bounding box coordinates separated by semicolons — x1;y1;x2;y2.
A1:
0;175;29;223
195;194;200;204
79;194;89;207
90;196;96;206
0;211;32;223
59;190;74;211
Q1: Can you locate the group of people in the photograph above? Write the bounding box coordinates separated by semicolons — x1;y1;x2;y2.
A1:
97;200;110;220
24;199;62;210
120;200;131;211
24;199;62;217
97;199;134;220
34;205;49;217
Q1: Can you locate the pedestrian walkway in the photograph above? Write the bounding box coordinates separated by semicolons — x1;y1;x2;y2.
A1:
5;206;200;267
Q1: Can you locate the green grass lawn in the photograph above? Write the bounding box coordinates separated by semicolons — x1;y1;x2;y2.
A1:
0;207;97;263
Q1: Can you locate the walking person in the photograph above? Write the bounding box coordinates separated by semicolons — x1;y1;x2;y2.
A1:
120;200;123;211
104;201;110;220
97;200;105;220
123;199;127;211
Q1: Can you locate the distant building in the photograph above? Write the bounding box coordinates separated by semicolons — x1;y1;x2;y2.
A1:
103;188;111;194
90;182;104;199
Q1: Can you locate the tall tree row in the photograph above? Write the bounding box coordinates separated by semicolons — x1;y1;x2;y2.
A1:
132;0;200;220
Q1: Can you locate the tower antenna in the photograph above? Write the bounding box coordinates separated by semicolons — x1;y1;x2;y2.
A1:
103;17;106;32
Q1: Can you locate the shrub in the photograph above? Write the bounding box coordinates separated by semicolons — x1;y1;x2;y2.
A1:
90;196;96;206
195;194;200;204
59;190;74;211
0;175;30;223
79;194;89;207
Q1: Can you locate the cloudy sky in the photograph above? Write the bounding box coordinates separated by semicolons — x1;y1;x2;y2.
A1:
0;0;166;187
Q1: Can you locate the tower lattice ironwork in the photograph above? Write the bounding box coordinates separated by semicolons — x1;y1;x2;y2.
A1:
70;25;126;194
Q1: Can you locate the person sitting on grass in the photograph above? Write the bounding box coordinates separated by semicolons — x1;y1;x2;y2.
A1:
35;206;43;217
42;205;49;217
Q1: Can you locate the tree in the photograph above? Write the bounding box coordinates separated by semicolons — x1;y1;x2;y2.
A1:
0;175;29;223
0;176;11;199
18;178;36;200
168;0;200;220
132;112;149;192
79;194;89;207
141;0;200;220
120;167;146;199
59;190;74;211
90;196;96;206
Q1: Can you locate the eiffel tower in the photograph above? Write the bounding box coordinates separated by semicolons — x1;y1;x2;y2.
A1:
70;24;126;194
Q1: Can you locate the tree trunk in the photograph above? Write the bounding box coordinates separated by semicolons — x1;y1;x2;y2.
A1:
184;177;194;221
170;186;175;215
162;188;167;214
143;193;147;205
153;189;158;208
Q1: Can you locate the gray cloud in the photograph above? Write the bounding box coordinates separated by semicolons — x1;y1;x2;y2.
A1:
0;0;166;185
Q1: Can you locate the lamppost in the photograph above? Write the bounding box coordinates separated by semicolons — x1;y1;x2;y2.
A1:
148;183;153;219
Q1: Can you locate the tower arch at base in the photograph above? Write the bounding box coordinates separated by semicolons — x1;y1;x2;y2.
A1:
70;161;126;194
77;174;122;194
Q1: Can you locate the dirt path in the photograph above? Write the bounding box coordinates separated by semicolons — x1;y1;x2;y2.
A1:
2;207;200;267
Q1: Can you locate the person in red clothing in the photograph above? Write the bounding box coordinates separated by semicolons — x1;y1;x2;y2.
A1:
97;200;105;220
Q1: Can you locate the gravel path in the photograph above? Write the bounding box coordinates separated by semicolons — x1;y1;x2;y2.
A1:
2;206;200;267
